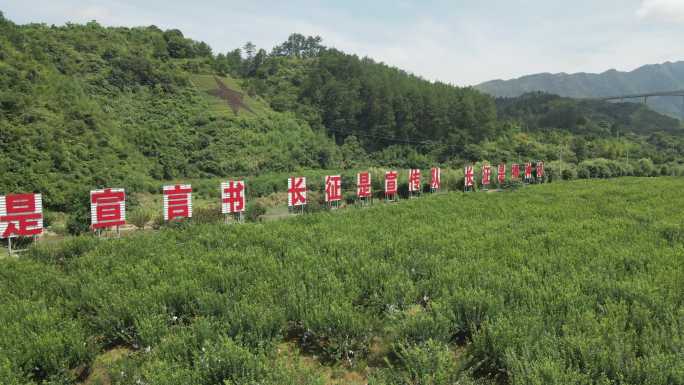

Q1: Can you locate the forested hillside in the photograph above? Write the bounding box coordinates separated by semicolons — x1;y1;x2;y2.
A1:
207;34;684;169
0;15;337;213
476;61;684;119
496;92;681;136
1;13;684;218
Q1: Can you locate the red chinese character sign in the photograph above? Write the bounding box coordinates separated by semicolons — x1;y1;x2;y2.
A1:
536;161;545;181
357;172;371;199
163;184;192;221
497;164;506;186
385;171;398;201
90;188;126;230
0;193;43;239
430;167;441;191
221;180;245;215
408;169;421;196
325;175;342;204
524;162;533;181
288;177;307;208
482;164;492;189
511;164;520;180
464;165;475;192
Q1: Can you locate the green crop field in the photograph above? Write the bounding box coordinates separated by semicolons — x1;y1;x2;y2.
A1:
1;178;683;385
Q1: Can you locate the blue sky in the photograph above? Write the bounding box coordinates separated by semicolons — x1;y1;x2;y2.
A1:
3;0;684;85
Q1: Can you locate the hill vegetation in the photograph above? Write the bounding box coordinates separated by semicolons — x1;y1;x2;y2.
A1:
1;13;684;225
0;15;337;215
1;178;683;384
2;11;684;385
476;61;684;119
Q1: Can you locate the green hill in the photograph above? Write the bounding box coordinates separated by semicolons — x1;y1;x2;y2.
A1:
476;61;684;119
495;92;682;136
1;13;684;227
0;15;337;215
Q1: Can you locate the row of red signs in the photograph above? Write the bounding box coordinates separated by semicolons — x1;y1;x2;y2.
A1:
0;163;543;238
317;169;427;205
465;162;544;187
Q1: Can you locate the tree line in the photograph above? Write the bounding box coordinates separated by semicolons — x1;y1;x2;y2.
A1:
1;13;683;218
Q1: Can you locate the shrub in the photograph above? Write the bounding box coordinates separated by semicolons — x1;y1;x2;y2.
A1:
636;158;657;176
129;208;153;230
191;206;223;224
66;212;91;235
245;201;267;222
28;236;99;264
372;340;459;385
151;213;165;230
561;167;577;180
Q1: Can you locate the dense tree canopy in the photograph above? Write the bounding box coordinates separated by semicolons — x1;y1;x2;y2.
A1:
0;18;337;212
242;46;499;156
236;34;682;163
0;15;683;215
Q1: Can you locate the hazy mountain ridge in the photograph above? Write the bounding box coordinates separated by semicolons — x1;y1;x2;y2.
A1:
476;61;684;119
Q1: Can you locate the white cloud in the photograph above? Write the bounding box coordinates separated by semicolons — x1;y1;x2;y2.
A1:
637;0;684;23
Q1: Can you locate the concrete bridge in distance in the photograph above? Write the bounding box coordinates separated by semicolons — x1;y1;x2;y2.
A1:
596;90;684;115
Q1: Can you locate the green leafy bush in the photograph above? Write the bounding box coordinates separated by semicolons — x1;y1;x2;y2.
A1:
129;208;154;230
371;340;460;385
245;201;267;222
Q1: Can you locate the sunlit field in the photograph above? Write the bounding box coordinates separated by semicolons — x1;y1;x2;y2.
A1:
1;178;683;384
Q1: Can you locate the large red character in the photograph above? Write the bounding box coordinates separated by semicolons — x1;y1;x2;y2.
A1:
525;162;533;179
464;165;474;187
90;188;126;230
325;175;342;202
221;180;245;214
288;177;307;206
497;164;506;184
408;169;421;192
385;171;398;197
511;164;520;180
0;193;43;238
357;172;371;198
536;161;544;178
430;167;441;190
163;184;192;221
482;165;491;186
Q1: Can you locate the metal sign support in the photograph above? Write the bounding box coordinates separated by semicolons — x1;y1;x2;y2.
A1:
5;235;38;257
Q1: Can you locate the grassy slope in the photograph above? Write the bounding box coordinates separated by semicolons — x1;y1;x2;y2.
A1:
189;74;272;117
1;178;683;384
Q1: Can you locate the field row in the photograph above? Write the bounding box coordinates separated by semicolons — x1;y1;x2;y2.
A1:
1;178;683;384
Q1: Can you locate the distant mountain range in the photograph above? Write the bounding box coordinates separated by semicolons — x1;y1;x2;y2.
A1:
476;61;684;119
